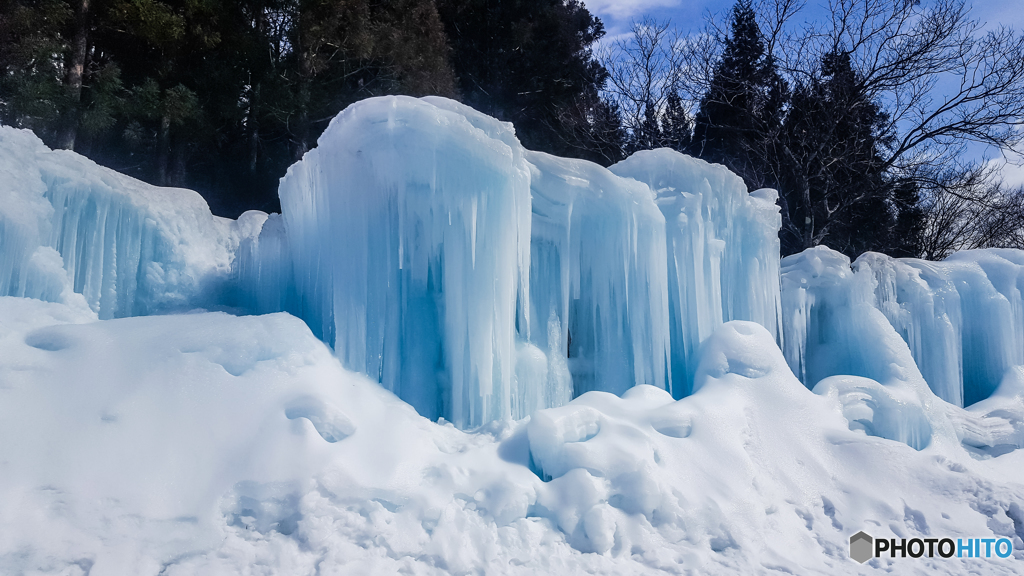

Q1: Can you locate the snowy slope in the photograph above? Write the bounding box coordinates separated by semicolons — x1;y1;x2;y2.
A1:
1;297;1022;574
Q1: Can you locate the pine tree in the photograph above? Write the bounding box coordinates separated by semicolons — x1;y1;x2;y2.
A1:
436;0;608;159
625;99;661;154
660;90;690;152
778;49;894;256
690;0;784;187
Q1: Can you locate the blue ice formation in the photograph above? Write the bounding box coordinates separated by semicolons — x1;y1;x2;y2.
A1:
782;246;1024;408
236;96;781;426
4;96;1024;429
0;126;253;319
611;151;783;396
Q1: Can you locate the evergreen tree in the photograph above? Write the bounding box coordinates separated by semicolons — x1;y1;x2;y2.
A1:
625;99;661;154
588;97;626;164
690;0;785;188
778;49;894;256
660;90;691;152
436;0;609;159
0;0;70;138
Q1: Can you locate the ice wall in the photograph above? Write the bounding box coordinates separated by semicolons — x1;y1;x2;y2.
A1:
0;126;244;318
782;246;1024;408
526;150;671;399
232;212;298;316
237;99;785;423
276;96;532;428
858;250;1024;406
610;150;783;397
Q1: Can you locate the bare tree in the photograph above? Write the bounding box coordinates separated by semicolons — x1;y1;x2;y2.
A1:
919;164;1024;259
603;0;1024;258
602;18;686;149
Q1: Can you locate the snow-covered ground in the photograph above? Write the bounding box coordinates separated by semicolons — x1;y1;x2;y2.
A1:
2;298;1022;574
1;97;1023;574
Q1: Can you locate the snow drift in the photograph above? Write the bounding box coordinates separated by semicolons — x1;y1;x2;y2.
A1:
1;299;1021;574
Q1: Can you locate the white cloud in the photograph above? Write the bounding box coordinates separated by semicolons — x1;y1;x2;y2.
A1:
583;0;682;23
986;150;1024;190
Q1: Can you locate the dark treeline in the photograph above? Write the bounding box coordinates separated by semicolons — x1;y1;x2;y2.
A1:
4;0;1024;259
0;0;614;215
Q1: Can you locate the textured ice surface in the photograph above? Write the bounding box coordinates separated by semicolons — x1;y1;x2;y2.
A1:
239;97;784;423
274;96;531;428
783;246;1024;409
610;151;783;397
859;249;1024;407
525;150;670;399
0;126;250;318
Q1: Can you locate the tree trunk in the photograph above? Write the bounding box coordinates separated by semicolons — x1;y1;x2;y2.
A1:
170;138;188;187
248;83;260;173
800;174;813;250
293;17;313;162
294;72;311;161
157;114;171;186
55;0;91;150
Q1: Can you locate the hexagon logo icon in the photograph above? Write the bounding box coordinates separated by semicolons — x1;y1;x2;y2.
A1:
850;531;873;563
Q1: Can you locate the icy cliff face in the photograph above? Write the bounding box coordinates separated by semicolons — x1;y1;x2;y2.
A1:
251;96;778;425
525;151;670;400
610;151;783;397
13;94;1024;432
276;96;532;428
0;126;246;318
782;246;1024;410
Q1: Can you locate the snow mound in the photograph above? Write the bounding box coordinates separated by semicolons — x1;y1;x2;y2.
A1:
3;303;1022;574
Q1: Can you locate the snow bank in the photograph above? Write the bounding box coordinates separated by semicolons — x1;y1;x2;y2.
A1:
2;300;1021;574
0;126;251;318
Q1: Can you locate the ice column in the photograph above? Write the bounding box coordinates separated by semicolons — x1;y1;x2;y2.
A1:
277;96;532;428
526;150;671;399
610;150;783;397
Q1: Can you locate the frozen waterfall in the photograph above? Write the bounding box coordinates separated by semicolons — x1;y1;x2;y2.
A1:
5;96;1024;430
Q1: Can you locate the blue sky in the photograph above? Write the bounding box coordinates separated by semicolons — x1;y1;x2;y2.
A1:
583;0;1024;187
583;0;1024;38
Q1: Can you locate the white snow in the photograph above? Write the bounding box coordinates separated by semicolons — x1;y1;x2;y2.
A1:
2;97;1024;574
1;300;1022;574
